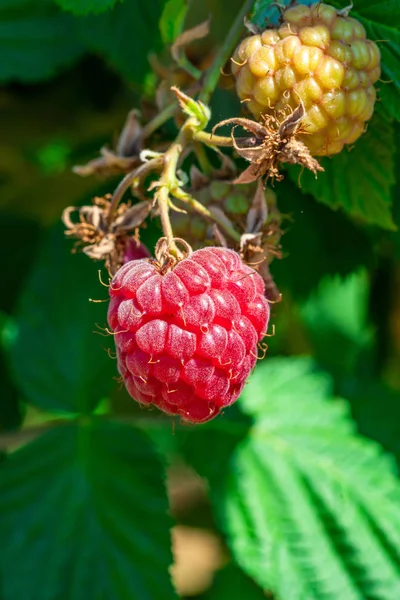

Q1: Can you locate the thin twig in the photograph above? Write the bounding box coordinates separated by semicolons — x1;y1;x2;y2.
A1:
198;0;254;104
194;130;234;147
140;102;177;142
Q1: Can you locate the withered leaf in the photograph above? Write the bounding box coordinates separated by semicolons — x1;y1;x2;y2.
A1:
240;232;263;253
83;235;115;260
278;100;305;139
171;18;210;63
213;117;267;139
208;205;236;238
234;163;267;184
116;110;142;157
212;224;229;248
73;110;142;178
189;165;210;191
213;106;323;183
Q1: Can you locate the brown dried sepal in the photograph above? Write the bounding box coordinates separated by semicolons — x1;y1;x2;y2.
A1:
213;102;324;183
62;195;151;275
73;110;143;178
240;181;283;302
241;232;282;302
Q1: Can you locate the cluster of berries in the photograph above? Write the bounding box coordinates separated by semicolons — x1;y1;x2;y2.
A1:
82;3;382;424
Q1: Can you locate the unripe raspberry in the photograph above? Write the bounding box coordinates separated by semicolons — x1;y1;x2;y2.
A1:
232;2;380;156
108;247;269;423
171;179;277;248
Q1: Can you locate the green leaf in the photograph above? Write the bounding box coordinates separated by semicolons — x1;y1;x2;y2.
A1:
159;0;188;44
0;319;22;431
271;177;375;299
203;564;267;599
0;215;42;313
387;121;400;258
54;0;120;15
181;358;400;600
0;420;176;600
331;0;400;121
289;114;396;230
0;0;84;83
300;270;373;377
343;377;400;468
78;0;168;85
9;225;116;414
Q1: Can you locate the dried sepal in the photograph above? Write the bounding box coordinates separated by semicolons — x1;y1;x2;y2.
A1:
239;182;283;301
188;154;237;192
234;163;267;185
240;232;282;302
171;19;210;65
62;195;151;274
244;16;262;35
73;111;143;178
83;235;115;260
189;165;210;190
213;102;324;183
212;224;229;248
113;201;151;232
208;205;237;236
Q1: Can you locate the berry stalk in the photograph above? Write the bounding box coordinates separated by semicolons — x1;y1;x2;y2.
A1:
154;143;183;255
199;0;255;104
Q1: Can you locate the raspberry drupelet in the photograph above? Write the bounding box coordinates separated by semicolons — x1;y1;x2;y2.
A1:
107;247;270;423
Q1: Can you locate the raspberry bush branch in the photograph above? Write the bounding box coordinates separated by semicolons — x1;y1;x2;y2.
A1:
62;0;383;423
198;0;255;104
152;142;184;255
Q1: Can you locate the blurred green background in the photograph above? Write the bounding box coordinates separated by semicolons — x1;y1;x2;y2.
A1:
1;1;400;599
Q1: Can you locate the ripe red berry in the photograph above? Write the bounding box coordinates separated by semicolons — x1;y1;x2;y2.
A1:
108;247;269;423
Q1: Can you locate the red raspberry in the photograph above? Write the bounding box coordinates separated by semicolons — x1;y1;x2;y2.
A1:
108;247;269;423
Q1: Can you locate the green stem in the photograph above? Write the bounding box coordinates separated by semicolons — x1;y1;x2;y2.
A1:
193;130;233;147
198;0;254;104
156;143;183;254
173;188;241;243
176;55;202;81
193;142;213;175
157;186;176;249
140;102;176;141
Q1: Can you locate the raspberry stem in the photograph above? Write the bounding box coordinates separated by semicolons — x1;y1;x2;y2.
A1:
140;102;177;142
193;142;213;175
155;143;184;256
198;0;254;104
193;130;234;147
